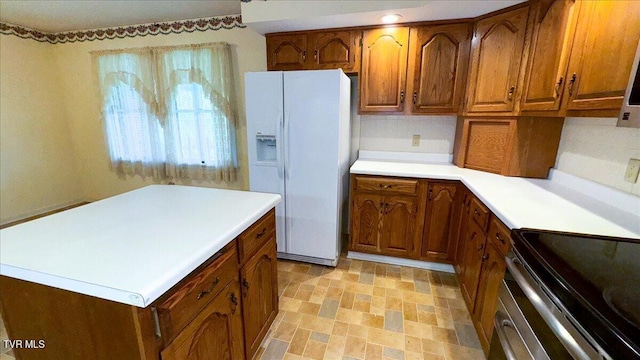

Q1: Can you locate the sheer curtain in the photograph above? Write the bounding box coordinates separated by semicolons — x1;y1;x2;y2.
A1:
93;50;166;179
155;43;239;182
92;43;239;182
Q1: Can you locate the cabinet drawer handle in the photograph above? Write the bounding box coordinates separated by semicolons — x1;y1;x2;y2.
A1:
554;76;564;97
242;278;250;297
568;73;577;95
197;277;220;300
496;233;506;245
256;227;267;239
507;86;515;101
379;184;393;189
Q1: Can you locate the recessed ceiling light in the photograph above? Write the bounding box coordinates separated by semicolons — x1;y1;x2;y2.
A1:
381;14;402;24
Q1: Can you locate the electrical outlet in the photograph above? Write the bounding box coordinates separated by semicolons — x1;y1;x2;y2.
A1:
624;158;640;183
412;134;420;147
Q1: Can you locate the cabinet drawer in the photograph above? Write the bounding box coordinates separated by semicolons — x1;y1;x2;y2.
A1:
354;176;419;194
238;209;276;264
469;197;489;232
488;216;511;255
156;243;238;343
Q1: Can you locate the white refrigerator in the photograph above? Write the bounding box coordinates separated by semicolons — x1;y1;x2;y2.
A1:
245;69;351;266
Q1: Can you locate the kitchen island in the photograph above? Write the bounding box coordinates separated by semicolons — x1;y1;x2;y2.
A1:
0;185;281;360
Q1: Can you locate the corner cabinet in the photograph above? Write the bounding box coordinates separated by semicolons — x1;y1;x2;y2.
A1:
464;5;530;115
359;27;410;114
407;23;472;114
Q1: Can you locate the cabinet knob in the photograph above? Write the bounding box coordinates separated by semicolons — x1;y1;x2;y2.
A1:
496;233;505;244
314;49;318;61
554;76;564;97
302;50;306;61
242;278;250;297
568;73;577;96
507;86;515;101
413;91;417;104
482;254;489;261
230;293;238;314
400;91;405;103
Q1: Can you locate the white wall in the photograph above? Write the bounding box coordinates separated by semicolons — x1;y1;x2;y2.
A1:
0;35;83;224
556;117;640;196
52;28;267;201
359;115;457;154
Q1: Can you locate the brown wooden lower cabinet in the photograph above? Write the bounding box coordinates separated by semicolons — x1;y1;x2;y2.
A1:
241;238;278;360
459;219;487;308
0;210;279;360
161;280;245;360
472;240;507;351
421;182;458;261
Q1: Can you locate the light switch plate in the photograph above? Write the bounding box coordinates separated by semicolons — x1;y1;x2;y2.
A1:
624;158;640;183
412;134;420;147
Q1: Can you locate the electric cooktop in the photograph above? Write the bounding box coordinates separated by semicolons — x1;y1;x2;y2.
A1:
512;229;640;359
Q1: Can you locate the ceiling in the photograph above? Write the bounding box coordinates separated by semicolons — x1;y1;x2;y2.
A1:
0;0;526;34
0;1;242;33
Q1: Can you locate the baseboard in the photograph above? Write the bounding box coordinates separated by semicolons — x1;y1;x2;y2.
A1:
277;252;338;267
0;200;90;229
347;251;455;273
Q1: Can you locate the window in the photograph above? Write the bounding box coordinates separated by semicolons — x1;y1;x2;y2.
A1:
93;43;238;182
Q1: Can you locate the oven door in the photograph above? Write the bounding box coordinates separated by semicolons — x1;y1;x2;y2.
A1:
488;256;575;360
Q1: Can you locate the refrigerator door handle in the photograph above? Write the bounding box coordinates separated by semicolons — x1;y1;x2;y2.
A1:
277;113;284;179
284;111;291;180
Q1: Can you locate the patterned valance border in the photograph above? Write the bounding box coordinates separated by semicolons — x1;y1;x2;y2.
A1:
0;15;245;44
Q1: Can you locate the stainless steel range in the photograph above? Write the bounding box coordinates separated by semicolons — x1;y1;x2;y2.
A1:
488;230;640;360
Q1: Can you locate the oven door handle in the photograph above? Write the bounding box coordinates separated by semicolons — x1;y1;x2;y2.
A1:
505;254;593;360
494;311;519;360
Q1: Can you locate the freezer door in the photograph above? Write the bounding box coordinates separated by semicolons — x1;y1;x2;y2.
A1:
244;71;287;253
283;70;349;261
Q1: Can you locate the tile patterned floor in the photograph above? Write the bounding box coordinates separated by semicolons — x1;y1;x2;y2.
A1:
0;256;484;360
255;256;485;360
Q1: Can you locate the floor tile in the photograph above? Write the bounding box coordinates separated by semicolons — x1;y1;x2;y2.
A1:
258;255;485;360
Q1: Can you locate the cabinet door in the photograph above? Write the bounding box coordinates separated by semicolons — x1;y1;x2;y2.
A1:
161;281;244;360
421;182;457;260
241;238;278;360
466;6;530;113
380;194;417;258
350;192;383;253
462;119;515;174
407;23;471;114
521;0;577;112
310;30;360;73
266;34;309;71
359;27;410;113
459;220;486;309
454;191;472;275
472;242;507;352
563;0;640;111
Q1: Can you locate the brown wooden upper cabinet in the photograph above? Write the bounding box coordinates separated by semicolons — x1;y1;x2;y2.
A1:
407;23;472;114
266;34;309;71
465;5;530;115
561;0;640;113
266;30;361;73
520;0;578;113
359;27;410;114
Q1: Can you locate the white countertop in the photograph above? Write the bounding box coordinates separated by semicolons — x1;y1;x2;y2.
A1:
351;152;640;239
0;185;281;307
